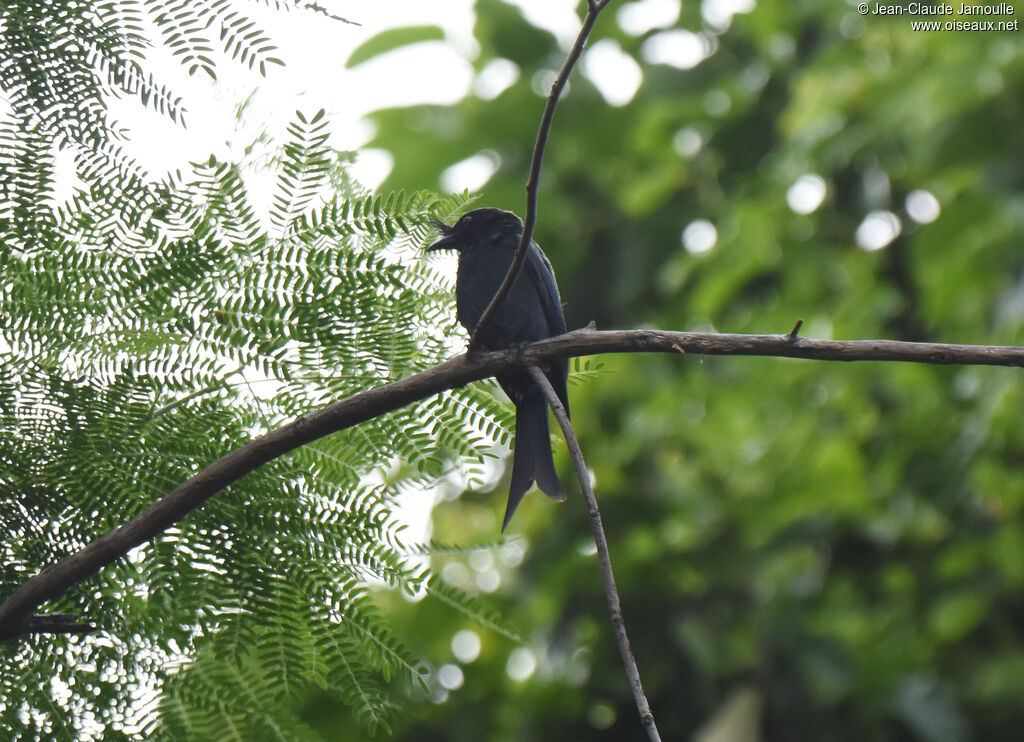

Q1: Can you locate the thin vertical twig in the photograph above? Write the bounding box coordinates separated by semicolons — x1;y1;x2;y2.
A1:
525;364;662;742
468;0;614;350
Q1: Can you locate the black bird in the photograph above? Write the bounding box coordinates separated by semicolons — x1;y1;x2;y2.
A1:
427;208;569;530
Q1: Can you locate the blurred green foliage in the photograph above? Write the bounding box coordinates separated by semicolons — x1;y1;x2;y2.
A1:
326;0;1024;739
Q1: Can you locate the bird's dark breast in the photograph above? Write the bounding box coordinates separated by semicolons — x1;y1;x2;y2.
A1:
456;247;559;408
455;244;548;349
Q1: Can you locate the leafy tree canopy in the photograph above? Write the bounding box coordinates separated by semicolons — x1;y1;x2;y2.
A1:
2;0;1023;740
1;1;504;738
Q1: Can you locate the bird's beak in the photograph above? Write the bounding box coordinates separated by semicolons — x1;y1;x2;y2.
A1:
426;218;455;252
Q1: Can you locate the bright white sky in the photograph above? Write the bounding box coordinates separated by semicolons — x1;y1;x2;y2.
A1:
111;0;586;191
107;0;743;191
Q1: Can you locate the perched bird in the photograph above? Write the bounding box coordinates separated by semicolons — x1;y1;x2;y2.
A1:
427;208;569;530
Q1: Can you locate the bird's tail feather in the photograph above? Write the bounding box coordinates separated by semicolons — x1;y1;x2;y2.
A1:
503;395;565;531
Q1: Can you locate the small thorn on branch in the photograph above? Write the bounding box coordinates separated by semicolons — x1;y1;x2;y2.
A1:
671;343;686;355
788;319;804;341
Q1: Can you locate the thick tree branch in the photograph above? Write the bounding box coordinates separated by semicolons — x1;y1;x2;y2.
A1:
1;327;1022;639
469;0;612;349
526;365;662;742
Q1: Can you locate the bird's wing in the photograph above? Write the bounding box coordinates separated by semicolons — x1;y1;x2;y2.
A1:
525;242;566;336
524;242;570;416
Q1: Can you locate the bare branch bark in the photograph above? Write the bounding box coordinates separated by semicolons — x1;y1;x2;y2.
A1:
469;0;612;349
524;327;1024;366
2;326;1021;639
526;364;662;742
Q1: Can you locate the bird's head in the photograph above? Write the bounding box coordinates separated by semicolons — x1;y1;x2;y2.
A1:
426;208;523;252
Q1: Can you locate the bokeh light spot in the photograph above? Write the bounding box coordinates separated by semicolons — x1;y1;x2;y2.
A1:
451;630;482;663
856;211;902;251
506;648;537;681
786;174;827;215
682;219;718;255
906;189;940;224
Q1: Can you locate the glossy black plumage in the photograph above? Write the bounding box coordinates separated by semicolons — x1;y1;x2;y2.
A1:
427;208;569;529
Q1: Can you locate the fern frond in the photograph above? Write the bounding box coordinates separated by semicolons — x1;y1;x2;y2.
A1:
404;539;508;557
145;0;217;79
270;109;331;232
209;0;286;75
427;577;521;641
1;102;513;739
